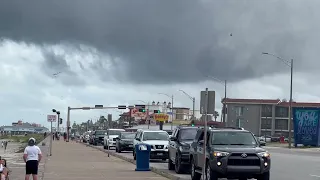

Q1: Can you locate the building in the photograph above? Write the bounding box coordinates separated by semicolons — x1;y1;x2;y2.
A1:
0;121;49;135
172;107;190;120
222;98;320;137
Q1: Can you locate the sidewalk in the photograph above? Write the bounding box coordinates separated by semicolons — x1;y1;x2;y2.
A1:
43;140;169;180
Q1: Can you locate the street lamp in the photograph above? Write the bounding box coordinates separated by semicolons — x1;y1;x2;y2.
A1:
207;76;227;126
178;89;195;120
262;52;293;149
158;93;174;130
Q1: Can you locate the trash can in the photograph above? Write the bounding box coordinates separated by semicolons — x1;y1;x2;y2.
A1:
135;143;151;171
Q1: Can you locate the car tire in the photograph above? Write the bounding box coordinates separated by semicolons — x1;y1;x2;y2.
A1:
257;171;270;180
175;153;183;174
168;158;174;170
190;157;201;180
205;160;218;180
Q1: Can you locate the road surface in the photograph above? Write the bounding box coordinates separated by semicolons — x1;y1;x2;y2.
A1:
92;145;320;180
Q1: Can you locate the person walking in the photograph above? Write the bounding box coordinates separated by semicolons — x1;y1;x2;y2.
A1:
52;132;55;141
63;132;67;141
23;138;42;180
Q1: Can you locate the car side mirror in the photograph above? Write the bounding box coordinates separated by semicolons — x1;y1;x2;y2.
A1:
136;138;141;141
170;136;177;141
198;140;204;146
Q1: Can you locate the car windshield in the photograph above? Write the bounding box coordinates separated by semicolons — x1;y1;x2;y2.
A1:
143;132;169;141
211;131;258;146
95;131;106;135
179;129;198;140
108;130;124;135
121;133;135;139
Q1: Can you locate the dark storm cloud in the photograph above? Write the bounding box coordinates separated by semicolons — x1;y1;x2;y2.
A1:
0;0;317;84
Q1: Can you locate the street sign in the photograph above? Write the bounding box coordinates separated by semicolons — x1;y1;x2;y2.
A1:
131;108;146;118
118;105;127;109
95;105;103;109
135;105;146;109
47;115;57;122
128;105;134;109
200;90;215;114
154;113;169;122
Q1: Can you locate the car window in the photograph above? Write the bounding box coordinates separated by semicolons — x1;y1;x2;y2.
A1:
179;129;198;140
121;133;135;139
211;131;257;145
142;132;169;141
108;130;124;135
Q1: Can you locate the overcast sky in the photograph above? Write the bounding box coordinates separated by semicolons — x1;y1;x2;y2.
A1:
1;0;320;128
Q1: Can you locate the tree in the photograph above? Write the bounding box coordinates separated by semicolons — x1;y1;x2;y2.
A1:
214;111;219;121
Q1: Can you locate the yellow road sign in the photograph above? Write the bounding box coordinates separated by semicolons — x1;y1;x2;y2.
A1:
154;114;169;121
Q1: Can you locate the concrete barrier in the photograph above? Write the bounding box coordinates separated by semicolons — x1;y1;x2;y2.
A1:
83;143;187;180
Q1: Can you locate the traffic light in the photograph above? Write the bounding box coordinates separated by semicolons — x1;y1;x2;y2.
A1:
139;109;146;112
190;120;195;126
59;118;63;124
154;110;160;113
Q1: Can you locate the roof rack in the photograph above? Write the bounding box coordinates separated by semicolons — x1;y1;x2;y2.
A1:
216;127;245;130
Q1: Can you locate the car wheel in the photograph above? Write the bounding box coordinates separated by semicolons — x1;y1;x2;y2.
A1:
257;171;270;180
190;157;201;180
175;153;183;174
205;160;218;180
168;157;174;170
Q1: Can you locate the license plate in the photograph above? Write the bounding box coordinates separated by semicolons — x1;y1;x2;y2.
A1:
157;153;163;155
128;145;133;147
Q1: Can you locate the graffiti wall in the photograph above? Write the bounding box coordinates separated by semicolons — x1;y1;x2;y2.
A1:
293;107;320;146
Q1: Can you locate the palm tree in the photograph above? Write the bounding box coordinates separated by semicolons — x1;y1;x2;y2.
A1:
214;111;219;121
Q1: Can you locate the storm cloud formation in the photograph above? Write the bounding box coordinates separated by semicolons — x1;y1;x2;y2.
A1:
0;0;319;84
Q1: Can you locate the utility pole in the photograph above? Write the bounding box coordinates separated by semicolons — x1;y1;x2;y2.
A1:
222;80;227;126
192;97;195;120
288;59;293;149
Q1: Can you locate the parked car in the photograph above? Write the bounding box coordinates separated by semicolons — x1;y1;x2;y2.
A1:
115;132;135;153
133;129;169;161
103;129;125;149
189;127;270;180
168;125;198;174
271;133;282;142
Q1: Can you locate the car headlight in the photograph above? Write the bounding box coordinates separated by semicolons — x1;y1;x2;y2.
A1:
257;152;270;158
213;151;229;157
179;146;190;151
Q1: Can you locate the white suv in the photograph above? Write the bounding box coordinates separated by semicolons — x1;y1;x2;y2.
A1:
133;129;169;161
103;129;125;149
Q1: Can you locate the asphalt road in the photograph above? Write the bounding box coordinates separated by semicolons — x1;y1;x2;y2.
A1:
93;145;320;180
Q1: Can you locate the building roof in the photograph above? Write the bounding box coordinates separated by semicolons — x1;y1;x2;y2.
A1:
222;98;320;107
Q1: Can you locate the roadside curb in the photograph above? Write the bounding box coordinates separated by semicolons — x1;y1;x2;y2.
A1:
83;143;187;180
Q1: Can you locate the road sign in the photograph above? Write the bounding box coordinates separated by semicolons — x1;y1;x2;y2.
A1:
95;105;103;109
118;105;127;109
131;108;146;118
47;115;57;122
154;113;169;122
135;104;146;109
200;90;215;114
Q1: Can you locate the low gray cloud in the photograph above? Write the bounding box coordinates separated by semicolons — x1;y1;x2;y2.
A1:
0;0;318;84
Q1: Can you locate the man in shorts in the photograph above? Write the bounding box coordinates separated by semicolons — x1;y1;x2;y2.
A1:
23;138;42;180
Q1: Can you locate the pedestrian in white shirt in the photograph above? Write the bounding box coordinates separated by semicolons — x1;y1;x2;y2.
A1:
23;138;42;180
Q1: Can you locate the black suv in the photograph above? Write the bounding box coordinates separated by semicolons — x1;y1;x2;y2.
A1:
168;125;198;174
92;130;106;146
190;127;270;180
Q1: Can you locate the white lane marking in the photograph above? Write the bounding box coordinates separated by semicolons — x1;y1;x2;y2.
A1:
310;174;320;178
